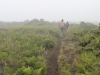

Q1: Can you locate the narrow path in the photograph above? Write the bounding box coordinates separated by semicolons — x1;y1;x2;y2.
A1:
46;38;62;75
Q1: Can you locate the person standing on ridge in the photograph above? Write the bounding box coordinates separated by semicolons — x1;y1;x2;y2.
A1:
58;19;66;37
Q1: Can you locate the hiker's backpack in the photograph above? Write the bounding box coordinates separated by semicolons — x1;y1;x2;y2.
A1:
59;22;65;27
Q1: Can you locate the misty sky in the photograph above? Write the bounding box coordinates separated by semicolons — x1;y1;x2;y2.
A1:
0;0;100;22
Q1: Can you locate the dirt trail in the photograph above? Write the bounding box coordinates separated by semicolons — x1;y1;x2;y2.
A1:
46;36;78;75
46;38;62;75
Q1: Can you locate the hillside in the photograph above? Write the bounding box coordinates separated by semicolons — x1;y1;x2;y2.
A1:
0;23;100;75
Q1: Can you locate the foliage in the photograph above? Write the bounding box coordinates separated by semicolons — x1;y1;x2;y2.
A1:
0;25;60;75
60;23;100;75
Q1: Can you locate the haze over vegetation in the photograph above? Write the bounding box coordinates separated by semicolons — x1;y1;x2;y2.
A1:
0;0;100;75
0;0;100;24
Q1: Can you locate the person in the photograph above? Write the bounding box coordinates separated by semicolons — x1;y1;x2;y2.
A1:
58;19;66;37
66;21;69;30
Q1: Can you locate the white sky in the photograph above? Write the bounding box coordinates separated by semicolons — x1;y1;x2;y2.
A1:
0;0;100;22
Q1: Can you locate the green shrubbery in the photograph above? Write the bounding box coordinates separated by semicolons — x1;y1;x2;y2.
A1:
61;24;100;75
0;25;60;75
74;25;100;75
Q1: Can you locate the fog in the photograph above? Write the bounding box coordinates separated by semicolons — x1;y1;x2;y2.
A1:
0;0;100;23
